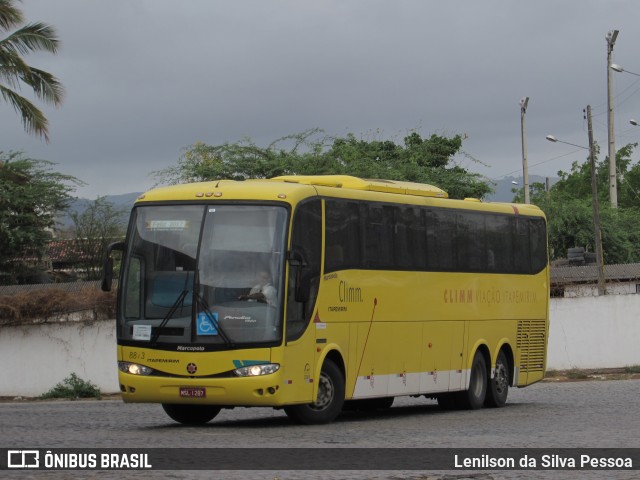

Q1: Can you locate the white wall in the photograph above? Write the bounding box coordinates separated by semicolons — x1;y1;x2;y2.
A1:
0;319;118;397
563;281;639;297
1;295;639;396
547;294;640;369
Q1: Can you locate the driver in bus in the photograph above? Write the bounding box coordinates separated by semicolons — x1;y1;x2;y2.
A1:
238;270;277;305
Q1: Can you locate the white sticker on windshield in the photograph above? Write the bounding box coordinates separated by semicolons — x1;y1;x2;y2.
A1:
146;220;189;231
133;324;152;341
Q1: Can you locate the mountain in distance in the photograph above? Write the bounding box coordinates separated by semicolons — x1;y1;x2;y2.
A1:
57;192;142;229
484;175;557;203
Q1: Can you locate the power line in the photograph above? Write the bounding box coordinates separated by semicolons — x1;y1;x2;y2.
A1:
491;149;584;180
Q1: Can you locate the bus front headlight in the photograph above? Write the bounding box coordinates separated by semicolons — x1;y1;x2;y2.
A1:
234;363;280;377
118;362;154;376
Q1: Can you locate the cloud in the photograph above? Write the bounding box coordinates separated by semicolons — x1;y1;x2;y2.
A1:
2;0;640;198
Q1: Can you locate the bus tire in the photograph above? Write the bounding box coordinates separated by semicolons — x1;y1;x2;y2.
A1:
485;350;510;408
456;351;487;410
161;404;221;425
284;359;345;424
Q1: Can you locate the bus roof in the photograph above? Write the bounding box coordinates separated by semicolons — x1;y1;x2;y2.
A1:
270;175;448;198
136;175;544;218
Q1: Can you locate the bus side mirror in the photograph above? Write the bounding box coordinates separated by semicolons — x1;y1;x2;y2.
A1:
288;250;310;303
101;241;125;292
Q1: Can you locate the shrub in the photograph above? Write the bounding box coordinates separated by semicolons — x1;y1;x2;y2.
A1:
0;286;116;325
565;369;589;380
40;373;101;400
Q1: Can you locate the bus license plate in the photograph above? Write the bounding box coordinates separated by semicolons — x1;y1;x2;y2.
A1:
180;387;206;398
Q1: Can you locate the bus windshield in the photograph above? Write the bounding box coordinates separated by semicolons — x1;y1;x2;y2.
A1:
119;204;288;348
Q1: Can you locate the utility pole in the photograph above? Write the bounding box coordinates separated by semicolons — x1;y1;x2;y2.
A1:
606;29;619;208
586;105;606;295
520;97;530;204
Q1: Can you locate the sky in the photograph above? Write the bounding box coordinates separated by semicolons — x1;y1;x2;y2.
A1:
3;0;640;199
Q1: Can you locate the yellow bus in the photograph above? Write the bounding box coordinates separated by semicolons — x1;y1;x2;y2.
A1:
103;175;549;425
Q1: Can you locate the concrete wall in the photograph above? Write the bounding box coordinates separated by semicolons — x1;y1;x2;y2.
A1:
563;280;639;298
1;319;118;397
1;295;639;397
547;294;640;370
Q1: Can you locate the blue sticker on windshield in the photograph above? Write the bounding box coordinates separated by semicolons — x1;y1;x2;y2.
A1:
197;311;218;335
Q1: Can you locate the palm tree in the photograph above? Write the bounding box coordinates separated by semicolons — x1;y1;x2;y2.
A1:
0;0;64;141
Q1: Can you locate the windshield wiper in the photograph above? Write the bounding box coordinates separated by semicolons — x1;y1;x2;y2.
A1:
151;289;188;345
194;291;234;347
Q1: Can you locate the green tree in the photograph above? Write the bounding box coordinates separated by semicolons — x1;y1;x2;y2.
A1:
0;0;64;140
154;129;492;200
521;142;640;264
153;129;327;184
0;151;80;284
311;132;492;199
70;197;127;280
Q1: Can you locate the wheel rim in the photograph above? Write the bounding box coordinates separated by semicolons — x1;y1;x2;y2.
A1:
310;371;334;411
494;361;509;395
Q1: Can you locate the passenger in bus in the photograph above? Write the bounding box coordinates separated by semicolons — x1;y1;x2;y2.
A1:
238;270;277;305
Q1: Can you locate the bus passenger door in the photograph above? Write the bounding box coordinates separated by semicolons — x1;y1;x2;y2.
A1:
281;199;322;405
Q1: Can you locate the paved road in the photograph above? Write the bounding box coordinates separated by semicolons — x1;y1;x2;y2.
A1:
1;379;639;479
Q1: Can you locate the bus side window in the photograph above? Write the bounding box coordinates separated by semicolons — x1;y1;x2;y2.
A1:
286;199;322;342
529;218;548;273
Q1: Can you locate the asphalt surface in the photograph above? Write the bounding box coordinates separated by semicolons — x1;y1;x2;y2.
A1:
1;379;639;479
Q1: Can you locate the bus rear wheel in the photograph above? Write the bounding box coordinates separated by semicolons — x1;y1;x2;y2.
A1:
485;350;510;408
455;351;487;410
161;404;221;425
284;359;345;425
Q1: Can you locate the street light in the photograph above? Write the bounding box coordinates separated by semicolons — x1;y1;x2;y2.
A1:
520;97;530;204
630;119;639;126
611;64;640;77
546;105;606;295
606;30;619;209
545;135;586;150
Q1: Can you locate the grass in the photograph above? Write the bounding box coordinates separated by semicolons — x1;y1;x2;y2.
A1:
565;369;590;380
40;373;101;400
544;367;640;382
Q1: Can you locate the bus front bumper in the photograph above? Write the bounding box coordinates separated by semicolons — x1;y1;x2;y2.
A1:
118;371;286;406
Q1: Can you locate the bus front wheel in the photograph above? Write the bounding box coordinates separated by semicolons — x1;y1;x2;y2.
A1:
485;350;510;408
161;404;221;425
456;351;487;410
284;359;345;425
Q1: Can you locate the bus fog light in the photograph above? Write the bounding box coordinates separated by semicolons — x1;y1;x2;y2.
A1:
234;363;280;377
119;361;153;376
